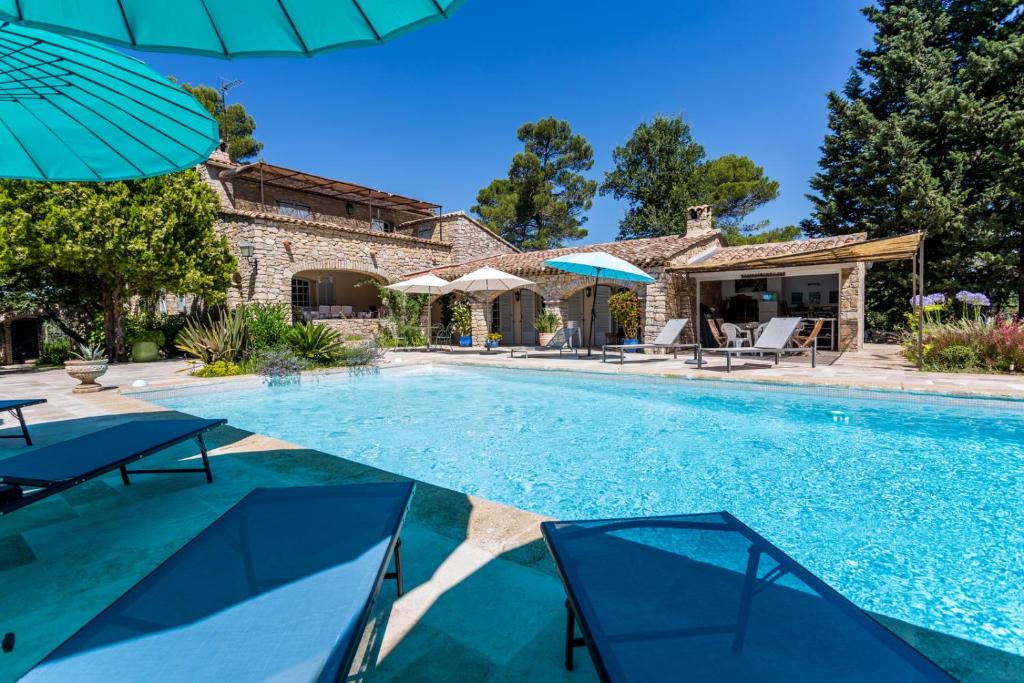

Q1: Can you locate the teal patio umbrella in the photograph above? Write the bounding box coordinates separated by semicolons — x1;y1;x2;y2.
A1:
0;22;218;181
544;252;655;356
0;1;467;59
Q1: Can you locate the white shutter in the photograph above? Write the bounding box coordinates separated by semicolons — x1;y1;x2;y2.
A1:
521;293;537;345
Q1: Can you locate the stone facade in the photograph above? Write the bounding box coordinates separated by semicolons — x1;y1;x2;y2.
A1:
202;158;517;312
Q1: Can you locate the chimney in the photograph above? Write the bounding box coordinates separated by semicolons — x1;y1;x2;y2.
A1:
686;205;715;237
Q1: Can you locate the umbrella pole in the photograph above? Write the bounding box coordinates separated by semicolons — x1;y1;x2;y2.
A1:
588;272;600;357
426;296;432;352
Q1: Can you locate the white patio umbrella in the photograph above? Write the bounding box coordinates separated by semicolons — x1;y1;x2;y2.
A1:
385;274;450;350
544;252;655;356
443;267;535;350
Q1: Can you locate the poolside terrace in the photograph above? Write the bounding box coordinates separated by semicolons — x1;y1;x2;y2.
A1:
1;357;1022;681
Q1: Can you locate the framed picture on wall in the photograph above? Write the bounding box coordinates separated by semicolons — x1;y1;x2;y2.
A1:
736;278;767;293
829;290;839;304
790;292;804;306
809;291;822;305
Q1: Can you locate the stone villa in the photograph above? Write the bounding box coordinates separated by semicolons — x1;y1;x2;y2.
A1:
3;151;919;364
199;150;889;352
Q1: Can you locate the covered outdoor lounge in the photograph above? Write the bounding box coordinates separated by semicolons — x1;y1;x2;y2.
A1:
291;269;386;322
672;231;925;355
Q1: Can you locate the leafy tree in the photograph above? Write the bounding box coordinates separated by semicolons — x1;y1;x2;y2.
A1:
802;0;1024;327
702;154;780;230
0;268;98;345
182;83;263;163
600;115;707;239
600;115;783;240
0;171;236;360
473;117;597;249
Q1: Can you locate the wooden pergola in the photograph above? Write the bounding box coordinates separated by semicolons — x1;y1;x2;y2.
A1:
221;161;441;217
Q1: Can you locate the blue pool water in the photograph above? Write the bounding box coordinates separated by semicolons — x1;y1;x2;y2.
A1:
147;365;1024;655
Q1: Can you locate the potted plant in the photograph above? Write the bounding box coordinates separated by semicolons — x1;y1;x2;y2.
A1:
485;332;502;349
64;343;109;393
452;302;473;346
534;310;560;346
608;291;642;352
129;329;165;362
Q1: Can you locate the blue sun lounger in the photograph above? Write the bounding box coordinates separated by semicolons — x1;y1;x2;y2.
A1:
541;512;953;682
0;418;225;516
20;481;414;682
0;399;46;445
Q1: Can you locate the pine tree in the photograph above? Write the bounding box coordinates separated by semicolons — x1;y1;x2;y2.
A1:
803;0;1024;327
473;118;597;250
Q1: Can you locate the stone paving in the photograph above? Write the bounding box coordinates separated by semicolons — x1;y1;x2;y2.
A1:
0;353;1021;681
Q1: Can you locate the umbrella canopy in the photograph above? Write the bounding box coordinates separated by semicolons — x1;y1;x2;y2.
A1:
384;274;450;295
444;266;534;294
544;252;655;356
0;23;219;181
543;252;656;284
0;1;467;59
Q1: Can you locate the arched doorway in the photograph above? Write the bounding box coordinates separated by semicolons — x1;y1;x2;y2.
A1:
291;269;385;320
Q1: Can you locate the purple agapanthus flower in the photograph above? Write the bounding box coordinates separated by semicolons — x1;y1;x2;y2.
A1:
954;290;990;307
910;293;946;307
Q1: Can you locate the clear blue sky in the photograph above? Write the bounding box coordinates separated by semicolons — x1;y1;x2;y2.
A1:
134;1;874;245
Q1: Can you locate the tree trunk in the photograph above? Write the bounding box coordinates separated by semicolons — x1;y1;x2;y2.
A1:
39;303;86;346
101;286;125;362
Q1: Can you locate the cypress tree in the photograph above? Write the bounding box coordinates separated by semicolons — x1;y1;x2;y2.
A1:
802;0;1023;327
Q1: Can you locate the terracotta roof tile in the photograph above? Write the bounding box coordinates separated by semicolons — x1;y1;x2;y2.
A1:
685;233;868;269
413;232;724;279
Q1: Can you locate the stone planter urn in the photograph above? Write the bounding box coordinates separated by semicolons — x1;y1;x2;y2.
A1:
65;359;109;393
537;332;555;346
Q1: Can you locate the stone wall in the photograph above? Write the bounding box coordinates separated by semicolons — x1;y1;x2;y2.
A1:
398;213;518;266
838;264;865;351
218;214;452;306
314;318;382;339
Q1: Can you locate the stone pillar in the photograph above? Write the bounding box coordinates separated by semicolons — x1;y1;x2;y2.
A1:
838;265;864;351
643;271;690;348
469;298;489;347
544;299;569;326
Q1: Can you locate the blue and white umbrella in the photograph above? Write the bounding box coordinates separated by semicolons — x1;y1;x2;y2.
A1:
544;251;655;355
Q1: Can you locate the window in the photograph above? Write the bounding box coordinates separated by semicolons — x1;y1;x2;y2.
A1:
277;200;311;219
371;218;393;233
416;225;433;239
291;278;311;307
490;300;500;333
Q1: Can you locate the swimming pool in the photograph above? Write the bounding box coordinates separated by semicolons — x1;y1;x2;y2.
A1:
144;365;1024;656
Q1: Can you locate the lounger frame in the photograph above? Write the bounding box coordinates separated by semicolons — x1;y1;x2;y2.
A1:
697;343;816;371
541;512;952;682
0;399;46;446
0;419;225;516
601;343;698;365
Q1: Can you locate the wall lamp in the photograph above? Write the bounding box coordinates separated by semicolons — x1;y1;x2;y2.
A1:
239;240;258;268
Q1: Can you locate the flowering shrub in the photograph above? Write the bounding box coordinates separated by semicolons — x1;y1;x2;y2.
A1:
608;290;642;339
906;307;1024;372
